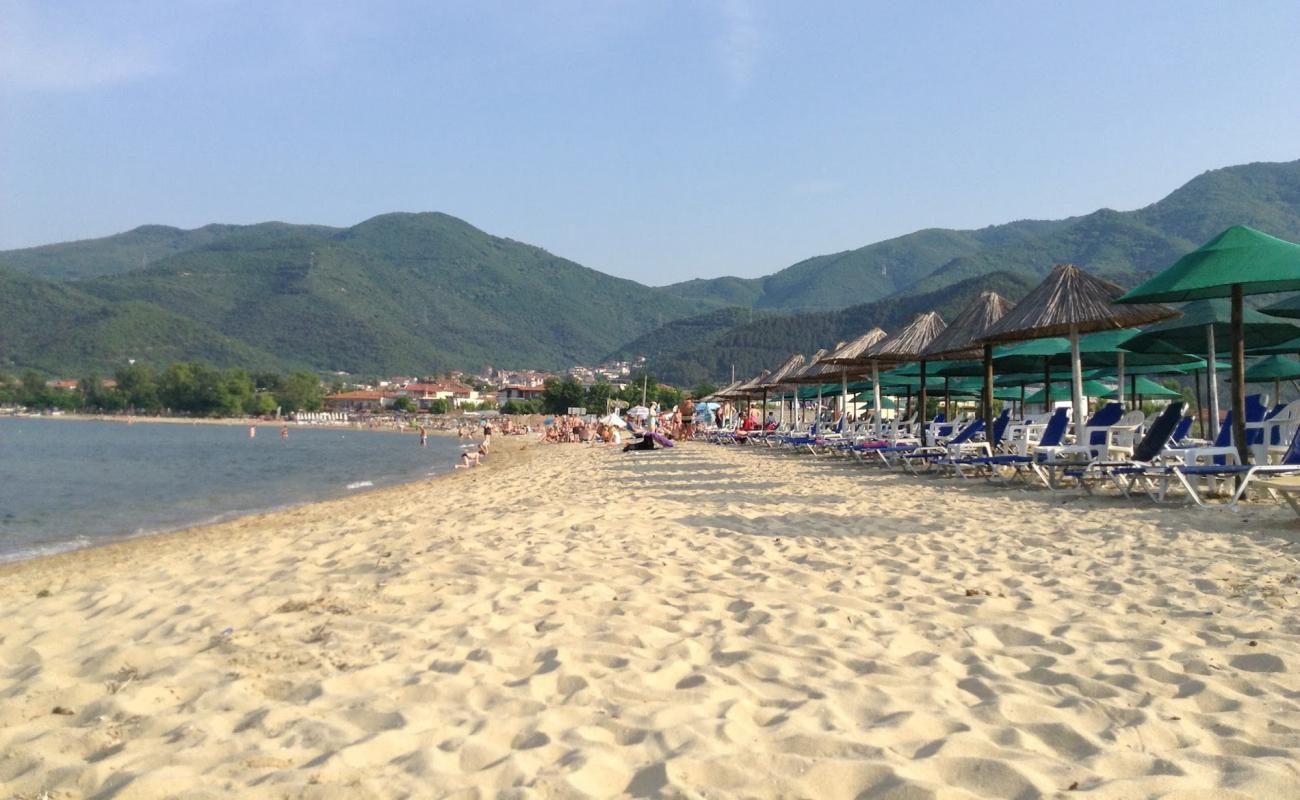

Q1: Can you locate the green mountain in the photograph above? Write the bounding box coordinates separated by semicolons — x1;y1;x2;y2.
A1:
0;267;284;374
0;222;340;281
662;159;1300;312
2;158;1298;380
0;213;712;375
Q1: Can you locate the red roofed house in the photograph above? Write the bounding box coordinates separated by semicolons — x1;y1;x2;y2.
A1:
323;390;396;413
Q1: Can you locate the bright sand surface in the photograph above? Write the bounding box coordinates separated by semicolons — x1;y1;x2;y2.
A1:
2;439;1299;799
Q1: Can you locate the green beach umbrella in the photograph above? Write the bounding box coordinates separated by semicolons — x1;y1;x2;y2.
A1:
1261;293;1300;319
1023;379;1114;405
1245;355;1300;404
1248;335;1300;356
1120;298;1300;439
1119;226;1300;463
1101;376;1181;400
850;393;897;409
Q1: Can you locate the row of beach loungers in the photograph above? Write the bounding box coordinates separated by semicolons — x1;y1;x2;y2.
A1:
702;397;1300;513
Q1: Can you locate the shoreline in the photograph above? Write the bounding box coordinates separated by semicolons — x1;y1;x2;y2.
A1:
0;432;533;583
3;411;468;433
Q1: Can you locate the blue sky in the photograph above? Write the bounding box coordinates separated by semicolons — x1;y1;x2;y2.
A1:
2;1;1299;284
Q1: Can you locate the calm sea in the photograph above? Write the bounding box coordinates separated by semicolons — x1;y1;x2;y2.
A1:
0;418;467;563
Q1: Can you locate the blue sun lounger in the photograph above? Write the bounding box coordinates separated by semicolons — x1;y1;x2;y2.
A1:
1060;402;1185;497
1138;424;1300;507
965;407;1070;485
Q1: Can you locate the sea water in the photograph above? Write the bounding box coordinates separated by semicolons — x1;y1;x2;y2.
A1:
0;417;467;563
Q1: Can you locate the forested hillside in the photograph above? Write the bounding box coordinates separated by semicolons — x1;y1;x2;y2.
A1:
2;159;1297;379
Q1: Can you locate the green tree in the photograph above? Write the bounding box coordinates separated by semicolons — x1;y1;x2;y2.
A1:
158;362;200;412
392;396;416;413
584;382;613;413
221;368;257;416
501;399;540;415
249;392;279;417
691;381;717;400
252;371;284;393
541;377;585;414
428;398;451;414
115;364;159;411
275;371;324;412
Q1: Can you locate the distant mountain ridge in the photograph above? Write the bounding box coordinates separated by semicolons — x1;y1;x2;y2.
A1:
661;159;1300;311
1;159;1298;378
0;213;714;375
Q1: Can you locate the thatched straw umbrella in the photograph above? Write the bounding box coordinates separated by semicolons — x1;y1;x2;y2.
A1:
817;328;888;428
731;370;771;421
783;348;829;423
979;264;1178;441
858;312;947;444
919;291;1015;441
783;345;844;425
760;354;807;425
704;380;742;403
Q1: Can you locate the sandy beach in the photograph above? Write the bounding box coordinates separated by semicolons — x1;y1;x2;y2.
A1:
2;439;1299;798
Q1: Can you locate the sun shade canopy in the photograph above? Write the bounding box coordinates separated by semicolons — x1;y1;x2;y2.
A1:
1118;226;1300;304
981;263;1178;343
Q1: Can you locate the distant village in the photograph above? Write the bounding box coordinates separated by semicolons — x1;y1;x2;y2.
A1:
320;356;648;414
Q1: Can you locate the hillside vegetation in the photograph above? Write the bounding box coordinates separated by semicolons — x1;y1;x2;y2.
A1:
662;159;1300;311
1;214;712;375
1;159;1298;379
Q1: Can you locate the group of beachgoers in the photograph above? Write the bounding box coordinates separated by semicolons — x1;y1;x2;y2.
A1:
531;397;702;451
538;414;624;446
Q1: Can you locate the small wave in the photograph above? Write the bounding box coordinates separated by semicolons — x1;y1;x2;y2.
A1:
346;480;375;490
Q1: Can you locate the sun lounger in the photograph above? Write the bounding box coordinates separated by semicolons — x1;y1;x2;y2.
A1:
1136;425;1300;507
1254;475;1300;516
967;408;1071;486
897;417;989;474
1059;402;1184;498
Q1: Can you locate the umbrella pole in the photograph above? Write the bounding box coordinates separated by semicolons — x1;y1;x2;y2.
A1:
1117;351;1126;408
1130;374;1137;410
1276;379;1281;407
982;344;994;441
1070;324;1086;442
872;362;883;437
1231;285;1248;465
1019;381;1025;421
1044;364;1052;411
1207;325;1221;440
1194;369;1205;438
919;361;929;446
841;368;848;430
943;376;950;423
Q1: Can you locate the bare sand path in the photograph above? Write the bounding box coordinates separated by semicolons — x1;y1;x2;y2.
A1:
2;440;1299;798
